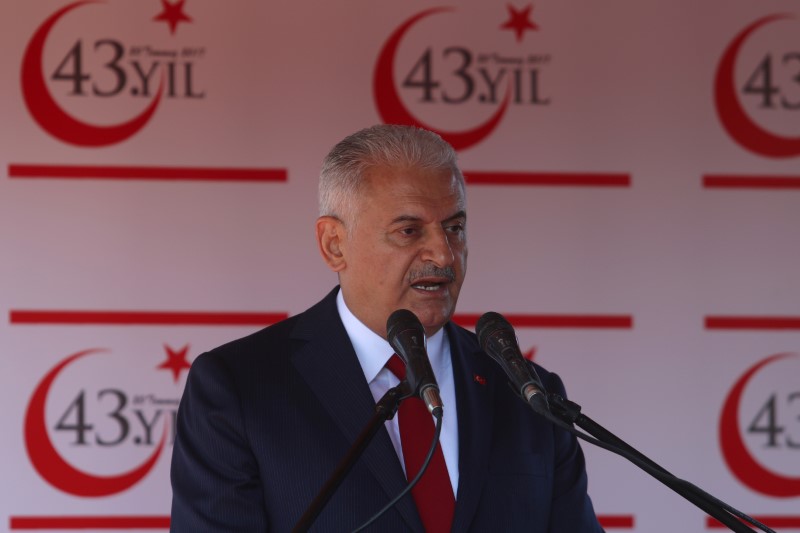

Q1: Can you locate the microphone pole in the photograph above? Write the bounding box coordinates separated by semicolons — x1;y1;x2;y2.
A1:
292;381;411;533
545;393;768;533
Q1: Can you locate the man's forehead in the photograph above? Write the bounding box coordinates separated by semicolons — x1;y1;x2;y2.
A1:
365;165;462;193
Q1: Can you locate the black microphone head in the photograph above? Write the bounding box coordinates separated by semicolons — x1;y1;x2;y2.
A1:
386;309;443;414
476;311;514;350
386;309;424;350
386;309;427;371
476;311;549;413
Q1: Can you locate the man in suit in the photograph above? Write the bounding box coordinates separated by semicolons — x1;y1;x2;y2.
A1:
170;125;603;532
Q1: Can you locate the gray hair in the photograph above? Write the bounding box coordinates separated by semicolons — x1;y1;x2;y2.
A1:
319;124;464;225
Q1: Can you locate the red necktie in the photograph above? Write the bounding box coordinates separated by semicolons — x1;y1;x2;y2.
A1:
386;354;455;532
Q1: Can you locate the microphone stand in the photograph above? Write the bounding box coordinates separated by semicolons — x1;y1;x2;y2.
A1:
545;393;770;533
292;382;412;533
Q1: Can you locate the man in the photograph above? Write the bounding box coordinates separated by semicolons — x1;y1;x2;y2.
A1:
170;125;603;532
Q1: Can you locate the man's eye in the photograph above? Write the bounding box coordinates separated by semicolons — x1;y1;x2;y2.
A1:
399;227;418;236
447;223;465;234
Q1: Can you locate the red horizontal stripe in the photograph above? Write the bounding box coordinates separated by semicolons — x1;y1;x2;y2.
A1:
465;171;630;187
706;515;800;528
704;174;800;189
8;164;287;182
9;515;169;529
706;316;800;330
598;515;635;528
6;514;638;530
454;313;633;329
10;310;288;326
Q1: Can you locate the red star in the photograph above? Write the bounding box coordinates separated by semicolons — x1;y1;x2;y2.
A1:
157;343;192;382
500;4;539;42
153;0;192;35
524;346;537;361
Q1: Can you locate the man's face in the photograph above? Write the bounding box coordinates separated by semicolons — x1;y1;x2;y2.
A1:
337;165;467;338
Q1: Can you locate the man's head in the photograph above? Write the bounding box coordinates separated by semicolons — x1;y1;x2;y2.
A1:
316;125;468;339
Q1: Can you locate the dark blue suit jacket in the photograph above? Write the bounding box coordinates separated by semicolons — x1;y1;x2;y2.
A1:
170;288;603;532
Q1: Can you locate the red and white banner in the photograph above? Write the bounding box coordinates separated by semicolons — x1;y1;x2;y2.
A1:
1;1;798;531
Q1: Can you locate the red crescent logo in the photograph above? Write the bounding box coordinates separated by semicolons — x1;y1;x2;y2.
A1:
714;14;800;158
373;7;510;151
21;1;163;147
24;349;166;497
719;352;800;497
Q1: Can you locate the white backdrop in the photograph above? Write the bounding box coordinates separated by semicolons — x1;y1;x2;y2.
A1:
1;1;799;531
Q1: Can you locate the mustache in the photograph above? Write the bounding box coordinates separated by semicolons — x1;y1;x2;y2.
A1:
408;264;456;284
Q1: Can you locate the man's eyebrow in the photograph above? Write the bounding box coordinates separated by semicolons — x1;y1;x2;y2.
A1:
390;214;423;225
444;210;467;223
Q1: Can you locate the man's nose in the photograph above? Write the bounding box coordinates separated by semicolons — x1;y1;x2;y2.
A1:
421;227;455;267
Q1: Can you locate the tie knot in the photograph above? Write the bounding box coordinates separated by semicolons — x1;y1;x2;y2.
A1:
386;354;406;380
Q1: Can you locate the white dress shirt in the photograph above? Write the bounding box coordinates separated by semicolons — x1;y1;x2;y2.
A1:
336;290;460;493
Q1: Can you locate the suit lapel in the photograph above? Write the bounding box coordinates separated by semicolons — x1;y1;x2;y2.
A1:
447;323;496;532
289;289;424;531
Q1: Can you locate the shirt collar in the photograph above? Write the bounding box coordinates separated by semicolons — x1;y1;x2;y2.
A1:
336;290;447;383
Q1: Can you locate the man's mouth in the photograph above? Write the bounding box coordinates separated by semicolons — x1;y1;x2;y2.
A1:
408;265;456;293
412;281;445;291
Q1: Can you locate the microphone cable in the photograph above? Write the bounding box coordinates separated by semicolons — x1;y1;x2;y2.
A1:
351;407;444;532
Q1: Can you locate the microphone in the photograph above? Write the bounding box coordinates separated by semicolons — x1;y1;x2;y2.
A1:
476;312;549;414
386;309;443;415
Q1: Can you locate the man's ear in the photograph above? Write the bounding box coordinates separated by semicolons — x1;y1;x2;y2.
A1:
316;216;347;272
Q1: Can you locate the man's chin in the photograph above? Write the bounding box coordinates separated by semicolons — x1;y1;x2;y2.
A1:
410;307;454;336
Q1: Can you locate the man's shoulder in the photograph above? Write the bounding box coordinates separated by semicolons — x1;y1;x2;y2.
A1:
212;314;298;356
194;287;340;371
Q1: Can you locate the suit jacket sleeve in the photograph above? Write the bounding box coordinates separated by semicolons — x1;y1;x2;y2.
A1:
543;370;604;532
170;350;269;532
